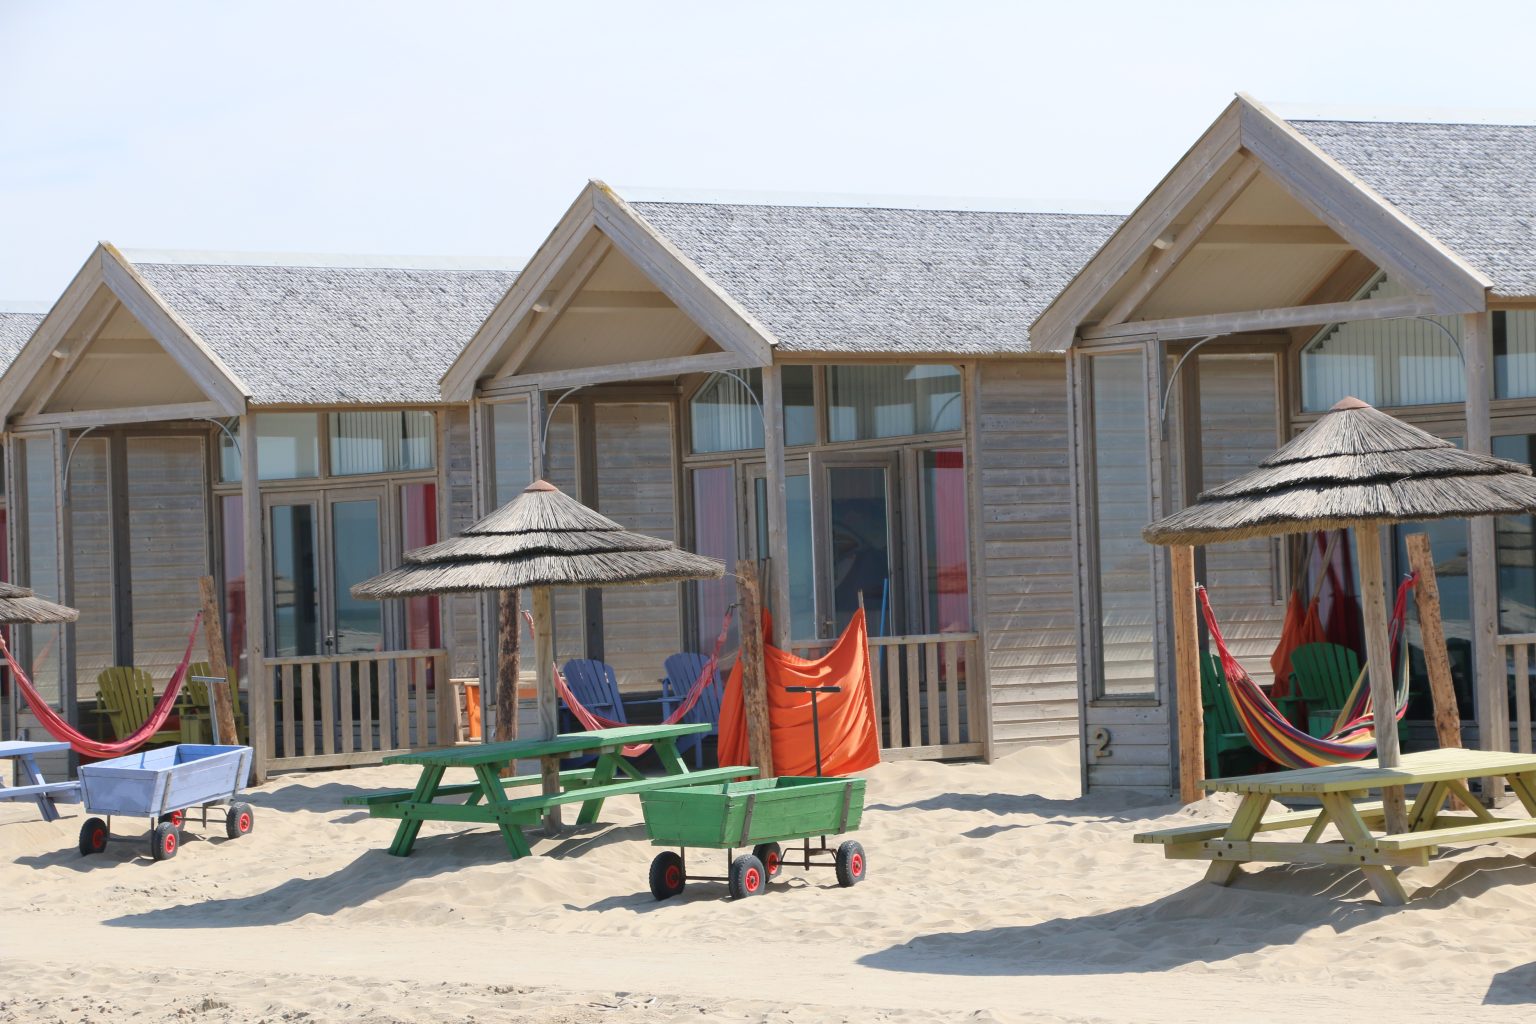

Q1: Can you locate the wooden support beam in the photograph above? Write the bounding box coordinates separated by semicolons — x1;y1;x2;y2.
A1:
1083;293;1440;343
1171;545;1203;804
565;290;677;311
198;575;239;746
491;236;613;381
1405;533;1462;750
496;589;520;743
736;560;775;778
240;414;267;782
1099;158;1260;329
1193;224;1351;247
1357;523;1407;834
760;365;791;650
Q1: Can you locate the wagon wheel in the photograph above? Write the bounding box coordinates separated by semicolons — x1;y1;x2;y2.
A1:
728;854;766;900
78;817;109;856
151;822;180;861
751;842;783;879
648;851;686;901
158;810;186;835
834;840;866;887
225;802;254;839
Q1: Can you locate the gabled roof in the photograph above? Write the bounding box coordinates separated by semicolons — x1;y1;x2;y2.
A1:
628;201;1123;356
1292;119;1536;299
130;259;517;405
0;312;43;370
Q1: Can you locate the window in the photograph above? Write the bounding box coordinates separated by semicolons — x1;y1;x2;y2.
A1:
1300;274;1463;412
329;411;435;476
491;399;533;506
922;448;970;633
689;367;815;453
827;364;962;442
1086;352;1156;698
220;414;320;481
400;484;441;650
1494;312;1536;400
221;494;246;677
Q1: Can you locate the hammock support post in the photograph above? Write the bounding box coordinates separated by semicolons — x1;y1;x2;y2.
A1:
1171;546;1203;804
1404;533;1463;750
533;585;560;833
736;560;775;779
197;576;239;748
1357;522;1408;834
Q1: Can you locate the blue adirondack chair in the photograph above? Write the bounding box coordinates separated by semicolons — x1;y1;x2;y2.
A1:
662;652;726;769
559;659;663;768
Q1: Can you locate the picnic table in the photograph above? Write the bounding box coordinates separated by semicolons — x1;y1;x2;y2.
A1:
0;740;79;822
1136;748;1536;905
346;723;757;859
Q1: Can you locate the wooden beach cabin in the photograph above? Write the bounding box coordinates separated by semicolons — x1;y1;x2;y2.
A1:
442;183;1121;762
1033;94;1536;792
0;246;516;781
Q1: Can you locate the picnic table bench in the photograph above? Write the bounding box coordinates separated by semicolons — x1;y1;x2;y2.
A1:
346;724;757;859
0;741;79;822
1136;748;1536;905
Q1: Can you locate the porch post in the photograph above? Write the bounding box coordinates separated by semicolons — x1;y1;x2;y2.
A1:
760;363;791;649
1464;313;1507;775
53;428;75;776
240;413;268;782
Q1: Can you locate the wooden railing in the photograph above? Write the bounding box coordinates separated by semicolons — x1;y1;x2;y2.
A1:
1497;633;1535;754
261;649;450;770
790;632;982;761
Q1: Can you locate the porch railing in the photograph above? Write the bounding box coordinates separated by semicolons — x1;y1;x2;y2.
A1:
790;632;982;761
261;648;450;771
1497;633;1536;754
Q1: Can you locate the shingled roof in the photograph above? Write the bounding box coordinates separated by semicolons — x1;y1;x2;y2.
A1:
132;260;518;405
0;312;43;371
628;200;1124;355
1294;119;1536;298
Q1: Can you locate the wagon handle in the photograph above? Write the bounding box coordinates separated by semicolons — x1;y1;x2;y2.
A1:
785;685;842;777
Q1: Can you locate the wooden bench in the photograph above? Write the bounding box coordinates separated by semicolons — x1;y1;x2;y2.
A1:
0;780;81;804
496;765;750;814
344;769;598;809
1136;802;1386;845
1376;817;1536;852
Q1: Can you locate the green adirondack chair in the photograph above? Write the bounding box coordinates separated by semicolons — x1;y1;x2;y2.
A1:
1201;652;1257;779
1288;642;1361;737
96;666;181;746
178;661;248;744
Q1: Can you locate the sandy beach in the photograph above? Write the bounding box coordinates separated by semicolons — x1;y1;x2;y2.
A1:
6;743;1536;1022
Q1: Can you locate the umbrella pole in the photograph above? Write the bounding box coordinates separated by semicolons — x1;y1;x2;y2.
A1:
1356;523;1408;834
533;585;561;834
496;589;520;744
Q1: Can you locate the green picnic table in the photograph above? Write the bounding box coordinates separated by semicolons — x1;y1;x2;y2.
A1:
1136;747;1536;905
346;723;757;859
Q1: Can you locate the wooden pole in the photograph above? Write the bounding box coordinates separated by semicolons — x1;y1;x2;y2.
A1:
197;575;239;747
760;366;791;650
1356;523;1408;833
1170;546;1203;804
495;589;521;742
736;559;775;778
1404;533;1462;750
533;585;560;833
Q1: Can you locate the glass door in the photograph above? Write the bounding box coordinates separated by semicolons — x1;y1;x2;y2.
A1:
811;453;901;640
266;495;321;657
265;487;385;656
746;461;816;644
327;490;384;654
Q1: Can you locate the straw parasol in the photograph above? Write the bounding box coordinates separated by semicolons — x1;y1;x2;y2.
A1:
0;582;79;624
1144;397;1536;819
352;479;724;828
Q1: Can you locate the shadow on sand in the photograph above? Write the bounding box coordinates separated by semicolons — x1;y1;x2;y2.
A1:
1486;961;1536;1004
867;790;1172;828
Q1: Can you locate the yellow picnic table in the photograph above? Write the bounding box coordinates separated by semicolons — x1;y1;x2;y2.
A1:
1136;748;1536;905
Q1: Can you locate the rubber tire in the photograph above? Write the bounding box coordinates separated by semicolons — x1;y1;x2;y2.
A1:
159;810;185;834
78;817;109;856
834;840;866;887
752;842;783;879
226;802;254;839
648;851;686;901
728;853;766;900
151;822;180;861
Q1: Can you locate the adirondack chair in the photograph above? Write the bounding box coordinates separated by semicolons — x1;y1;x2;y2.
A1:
661;652;725;769
96;667;181;747
559;659;665;766
1201;651;1258;779
1289;642;1362;737
178;662;248;744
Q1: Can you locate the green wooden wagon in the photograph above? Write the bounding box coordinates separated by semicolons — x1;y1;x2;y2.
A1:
640;775;867;900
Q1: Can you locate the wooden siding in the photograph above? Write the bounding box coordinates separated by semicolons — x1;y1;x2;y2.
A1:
126;436;208;678
593;403;680;690
441;407;480;679
975;360;1081;753
68;438;114;690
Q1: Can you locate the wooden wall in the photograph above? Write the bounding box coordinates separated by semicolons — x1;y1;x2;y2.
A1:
441;406;480;679
975;359;1082;754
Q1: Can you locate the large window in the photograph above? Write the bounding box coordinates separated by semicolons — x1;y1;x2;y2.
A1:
1086;351;1156;699
922;448;971;633
329;411;435;476
1494;312;1536;400
827;364;962;442
490;399;533;506
688;367;815;453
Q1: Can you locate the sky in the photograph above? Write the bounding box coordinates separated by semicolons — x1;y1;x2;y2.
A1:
3;0;1536;304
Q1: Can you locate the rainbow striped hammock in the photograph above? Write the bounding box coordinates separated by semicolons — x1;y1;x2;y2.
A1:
1197;575;1416;769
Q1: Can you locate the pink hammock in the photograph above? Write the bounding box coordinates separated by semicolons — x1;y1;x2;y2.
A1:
525;604;735;757
0;613;203;759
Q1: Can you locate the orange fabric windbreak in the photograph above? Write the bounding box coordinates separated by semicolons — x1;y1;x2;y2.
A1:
718;609;881;777
1268;593;1327;696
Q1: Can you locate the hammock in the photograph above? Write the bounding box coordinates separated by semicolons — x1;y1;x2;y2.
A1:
0;612;203;759
525;604;736;757
1199;579;1414;769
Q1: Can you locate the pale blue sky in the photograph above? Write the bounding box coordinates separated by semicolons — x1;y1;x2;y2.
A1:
3;0;1535;303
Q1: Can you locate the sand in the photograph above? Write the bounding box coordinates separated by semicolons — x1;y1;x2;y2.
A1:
5;742;1536;1022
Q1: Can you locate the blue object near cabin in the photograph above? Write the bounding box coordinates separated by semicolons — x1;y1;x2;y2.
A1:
558;660;665;766
662;653;725;769
78;743;252;818
0;740;79;822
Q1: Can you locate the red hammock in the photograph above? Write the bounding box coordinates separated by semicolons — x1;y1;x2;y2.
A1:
0;613;203;759
525;604;735;757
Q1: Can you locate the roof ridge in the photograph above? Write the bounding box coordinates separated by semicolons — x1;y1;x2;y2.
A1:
121;249;523;273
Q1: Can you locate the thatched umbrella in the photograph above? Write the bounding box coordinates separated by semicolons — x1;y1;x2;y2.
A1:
1145;397;1536;819
352;479;724;827
0;582;79;624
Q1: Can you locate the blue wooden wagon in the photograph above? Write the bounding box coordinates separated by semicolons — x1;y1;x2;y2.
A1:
76;743;254;861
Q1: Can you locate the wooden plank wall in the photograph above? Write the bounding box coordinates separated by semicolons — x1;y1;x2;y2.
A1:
67;438;114;691
441;407;480;679
975;359;1081;753
125;436;208;677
